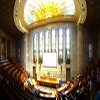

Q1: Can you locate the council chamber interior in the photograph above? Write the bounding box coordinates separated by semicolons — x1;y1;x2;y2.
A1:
0;0;100;100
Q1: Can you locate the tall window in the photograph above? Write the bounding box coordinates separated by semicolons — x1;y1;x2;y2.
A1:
44;30;49;52
51;29;56;52
38;32;43;63
89;44;92;58
58;28;63;64
33;33;37;63
65;28;71;64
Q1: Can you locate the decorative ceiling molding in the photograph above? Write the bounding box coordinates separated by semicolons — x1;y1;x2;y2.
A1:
14;0;28;33
14;0;87;32
77;0;87;25
24;0;75;25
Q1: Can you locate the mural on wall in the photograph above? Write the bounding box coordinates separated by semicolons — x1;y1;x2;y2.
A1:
7;39;10;59
1;43;4;55
2;38;5;60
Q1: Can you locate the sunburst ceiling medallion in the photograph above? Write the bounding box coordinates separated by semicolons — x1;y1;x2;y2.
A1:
24;0;75;25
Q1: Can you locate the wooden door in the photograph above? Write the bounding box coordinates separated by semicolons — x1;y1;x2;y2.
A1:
66;68;70;81
33;66;36;78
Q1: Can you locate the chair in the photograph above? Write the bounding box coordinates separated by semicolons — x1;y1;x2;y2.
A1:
53;74;56;78
47;71;50;76
72;76;75;81
59;79;62;87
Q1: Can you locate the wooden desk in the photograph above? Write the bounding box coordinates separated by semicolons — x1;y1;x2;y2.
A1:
0;62;11;69
56;81;79;99
35;84;56;99
37;76;59;89
56;81;70;98
39;93;56;98
39;88;52;95
64;81;79;95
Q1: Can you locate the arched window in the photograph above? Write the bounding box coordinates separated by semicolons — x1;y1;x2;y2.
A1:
51;29;56;52
89;44;92;58
58;28;63;64
38;31;43;63
65;28;71;64
33;33;37;63
44;30;49;52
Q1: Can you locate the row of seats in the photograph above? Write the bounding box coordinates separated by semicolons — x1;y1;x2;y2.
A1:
0;58;43;100
57;58;100;100
0;58;99;100
0;59;78;100
0;59;84;100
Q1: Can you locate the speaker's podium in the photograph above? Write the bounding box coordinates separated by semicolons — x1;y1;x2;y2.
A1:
37;76;59;89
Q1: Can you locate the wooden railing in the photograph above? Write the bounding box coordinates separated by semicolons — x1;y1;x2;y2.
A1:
0;57;100;100
0;59;42;100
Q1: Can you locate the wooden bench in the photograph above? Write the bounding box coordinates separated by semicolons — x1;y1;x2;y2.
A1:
8;67;16;76
12;69;19;78
0;59;9;64
0;80;15;100
2;76;24;100
56;81;70;98
3;64;13;71
0;61;11;69
63;81;79;95
11;58;19;63
39;93;56;99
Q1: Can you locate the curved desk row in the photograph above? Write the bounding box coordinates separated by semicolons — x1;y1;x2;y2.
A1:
39;93;56;98
56;81;79;100
63;81;79;95
37;76;59;89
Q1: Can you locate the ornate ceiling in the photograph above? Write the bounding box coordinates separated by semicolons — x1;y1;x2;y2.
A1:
0;0;23;39
84;0;100;29
0;0;100;39
24;0;75;25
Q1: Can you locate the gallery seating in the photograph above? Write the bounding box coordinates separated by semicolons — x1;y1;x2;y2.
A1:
0;80;15;100
0;57;100;100
1;58;43;100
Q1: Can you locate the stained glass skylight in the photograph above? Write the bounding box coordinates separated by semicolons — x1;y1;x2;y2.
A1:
24;0;75;25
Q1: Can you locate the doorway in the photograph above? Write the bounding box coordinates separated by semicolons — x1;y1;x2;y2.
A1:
33;66;36;78
66;68;70;81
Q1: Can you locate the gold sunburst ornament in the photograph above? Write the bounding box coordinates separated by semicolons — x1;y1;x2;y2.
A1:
24;0;75;25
